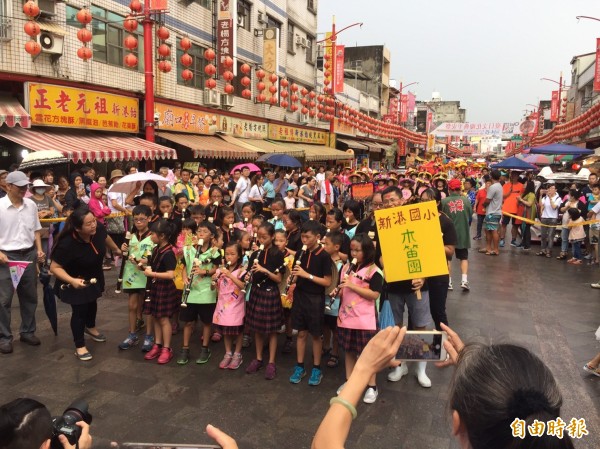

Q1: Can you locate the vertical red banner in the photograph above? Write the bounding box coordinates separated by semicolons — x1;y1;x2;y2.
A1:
334;45;345;94
400;94;408;122
550;91;559;121
426;111;433;133
595;38;600;92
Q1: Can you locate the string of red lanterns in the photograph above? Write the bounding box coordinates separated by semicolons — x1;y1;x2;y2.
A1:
179;37;193;81
156;26;171;73
23;0;41;57
222;56;235;95
204;48;216;89
74;7;93;61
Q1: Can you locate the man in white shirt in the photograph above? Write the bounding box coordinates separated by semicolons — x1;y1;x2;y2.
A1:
0;171;45;354
537;183;561;257
229;166;251;220
319;171;335;211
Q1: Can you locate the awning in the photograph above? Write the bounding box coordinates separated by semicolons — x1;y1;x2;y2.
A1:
157;132;258;160
217;134;303;157
0;97;31;128
38;21;67;36
365;141;391;153
337;138;369;151
275;142;353;161
0;127;177;162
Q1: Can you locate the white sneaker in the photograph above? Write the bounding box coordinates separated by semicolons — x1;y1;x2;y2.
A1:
415;361;431;388
448;280;453;291
387;363;408;382
363;387;378;404
336;382;346;395
460;280;470;291
591;282;600;289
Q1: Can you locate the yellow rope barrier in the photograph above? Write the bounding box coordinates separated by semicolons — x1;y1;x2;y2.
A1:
501;211;599;228
39;212;127;223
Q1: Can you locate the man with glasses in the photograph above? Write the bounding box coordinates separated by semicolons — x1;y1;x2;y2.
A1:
0;171;45;354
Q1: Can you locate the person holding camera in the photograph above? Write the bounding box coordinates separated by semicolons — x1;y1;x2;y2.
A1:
0;398;92;449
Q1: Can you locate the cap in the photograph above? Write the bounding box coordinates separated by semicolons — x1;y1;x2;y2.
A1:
0;169;7;176
448;179;462;190
6;171;30;187
31;179;49;188
109;169;124;182
286;185;295;191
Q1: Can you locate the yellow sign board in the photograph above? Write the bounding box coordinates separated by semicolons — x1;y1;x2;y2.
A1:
374;201;448;281
26;82;139;132
268;124;327;144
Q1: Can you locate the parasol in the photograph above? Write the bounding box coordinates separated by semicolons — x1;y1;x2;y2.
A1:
491;156;538;171
528;143;594;155
230;163;261;174
19;150;69;170
521;154;554;165
257;153;302;168
109;172;169;195
39;264;58;335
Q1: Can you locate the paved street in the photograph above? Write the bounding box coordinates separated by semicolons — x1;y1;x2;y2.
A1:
1;245;599;449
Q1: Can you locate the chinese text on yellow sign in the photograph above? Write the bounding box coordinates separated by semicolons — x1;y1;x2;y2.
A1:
374;201;448;282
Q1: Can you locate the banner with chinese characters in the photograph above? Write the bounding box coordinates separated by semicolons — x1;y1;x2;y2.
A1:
224;116;268;138
595;38;600;92
217;0;237;75
374;201;448;281
334;45;345;94
155;103;217;134
268;124;327;144
263;27;279;96
551;91;559;122
400;94;408;122
25;83;139;132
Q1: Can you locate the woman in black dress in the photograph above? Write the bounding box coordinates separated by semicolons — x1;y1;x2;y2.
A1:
50;206;122;361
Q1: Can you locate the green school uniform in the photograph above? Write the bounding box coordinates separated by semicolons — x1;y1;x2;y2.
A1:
182;245;221;304
122;231;155;290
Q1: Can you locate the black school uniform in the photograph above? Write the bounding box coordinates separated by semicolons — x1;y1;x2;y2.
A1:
143;244;178;318
286;228;302;253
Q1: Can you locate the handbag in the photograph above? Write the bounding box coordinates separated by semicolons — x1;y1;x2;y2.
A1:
105;216;125;234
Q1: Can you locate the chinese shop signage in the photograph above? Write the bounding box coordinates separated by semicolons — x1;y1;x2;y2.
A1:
25;83;139;132
268;124;327;144
374;201;448;281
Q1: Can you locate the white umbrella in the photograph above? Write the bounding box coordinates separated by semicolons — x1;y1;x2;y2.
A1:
109;172;169;194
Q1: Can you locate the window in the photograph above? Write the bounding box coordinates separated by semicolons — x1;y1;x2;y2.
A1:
307;0;316;13
0;0;11;41
194;0;211;9
287;22;295;54
266;16;281;47
177;38;207;90
237;0;250;31
305;36;314;63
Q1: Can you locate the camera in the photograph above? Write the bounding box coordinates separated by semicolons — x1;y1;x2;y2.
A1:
50;400;92;449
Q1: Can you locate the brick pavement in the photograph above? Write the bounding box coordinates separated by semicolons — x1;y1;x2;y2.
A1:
1;246;599;448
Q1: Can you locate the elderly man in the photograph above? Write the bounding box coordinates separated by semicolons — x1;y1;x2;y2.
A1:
0;171;45;354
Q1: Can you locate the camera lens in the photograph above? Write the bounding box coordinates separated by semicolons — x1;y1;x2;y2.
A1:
63;399;92;425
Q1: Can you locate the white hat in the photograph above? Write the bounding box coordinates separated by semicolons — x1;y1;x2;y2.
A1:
31;179;49;188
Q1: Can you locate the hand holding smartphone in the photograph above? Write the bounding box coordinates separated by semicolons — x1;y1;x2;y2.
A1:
395;330;448;362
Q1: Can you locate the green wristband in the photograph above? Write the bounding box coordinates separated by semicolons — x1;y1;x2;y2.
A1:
329;397;357;420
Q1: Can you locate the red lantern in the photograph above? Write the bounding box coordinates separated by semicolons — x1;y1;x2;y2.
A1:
572;163;581;171
257;93;267;103
280;78;289;88
309;91;316;99
280;90;288;98
223;70;234;81
158;60;172;73
257;82;266;92
309;100;316;108
269;73;277;83
291;94;299;103
23;1;40;18
240;63;251;74
76;46;92;61
268;85;277;94
323;79;330;86
309;110;316;117
204;64;216;76
324;61;331;69
124;35;138;50
223;56;234;68
317;94;324;103
242;89;252;99
129;0;142;12
269;96;278;105
25;40;41;56
180;53;193;67
24;21;41;37
76;28;92;43
291;104;298;112
224;84;235;94
301;107;309;115
241;76;251;87
181;69;194;81
123;16;138;32
156;26;170;40
256;69;266;79
290;83;298;92
317;104;324;111
203;48;215;60
300;87;308;96
301;98;308;106
124;53;138;67
323;53;331;60
157;44;170;57
205;78;217;89
281;100;289;108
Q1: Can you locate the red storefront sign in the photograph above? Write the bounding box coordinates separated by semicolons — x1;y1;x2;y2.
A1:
550;91;559;122
595;38;600;92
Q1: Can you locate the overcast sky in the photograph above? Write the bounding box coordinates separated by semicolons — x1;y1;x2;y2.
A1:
316;0;600;123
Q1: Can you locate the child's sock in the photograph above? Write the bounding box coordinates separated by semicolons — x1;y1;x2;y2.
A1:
297;362;304;369
461;274;468;283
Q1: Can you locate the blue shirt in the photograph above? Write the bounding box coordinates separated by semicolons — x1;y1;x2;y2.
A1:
263;180;275;199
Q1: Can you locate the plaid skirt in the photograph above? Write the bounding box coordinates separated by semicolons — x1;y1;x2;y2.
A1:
245;286;283;334
213;324;244;336
143;279;179;319
337;327;377;354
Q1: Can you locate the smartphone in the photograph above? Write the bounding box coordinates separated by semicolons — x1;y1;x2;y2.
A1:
121;444;220;449
395;330;447;362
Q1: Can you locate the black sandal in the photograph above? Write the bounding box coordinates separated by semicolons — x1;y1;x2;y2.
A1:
327;354;339;368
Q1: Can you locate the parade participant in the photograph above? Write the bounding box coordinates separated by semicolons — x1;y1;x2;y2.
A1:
212;241;246;370
177;221;221;365
326;208;351;262
219;206;241;246
283;209;303;254
190;204;206;226
322;231;343;369
537;183;561;258
244;222;285;380
566;208;585;264
336;233;383;403
235;202;256;236
441;179;473;291
473;176;490;240
118;205;155;350
0;171;45;354
516;181;536;251
173;168;197;204
380;186;432;387
433;176;448;199
342;200;361;239
399;178;415;201
229;166;251;220
268;198;286;230
309;201;327;227
50;206;121;361
142;218;179;364
88;183;111;225
274;229;294;353
158;195;173;218
500;171;524;248
482;170;503;256
289;220;332;386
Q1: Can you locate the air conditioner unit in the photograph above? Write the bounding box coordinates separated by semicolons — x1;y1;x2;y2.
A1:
37;0;56;17
301;37;307;48
36;32;64;55
203;88;221;107
257;12;266;24
236;13;245;28
222;94;235;108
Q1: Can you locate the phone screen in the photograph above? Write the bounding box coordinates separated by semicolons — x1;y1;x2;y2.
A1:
396;332;443;361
